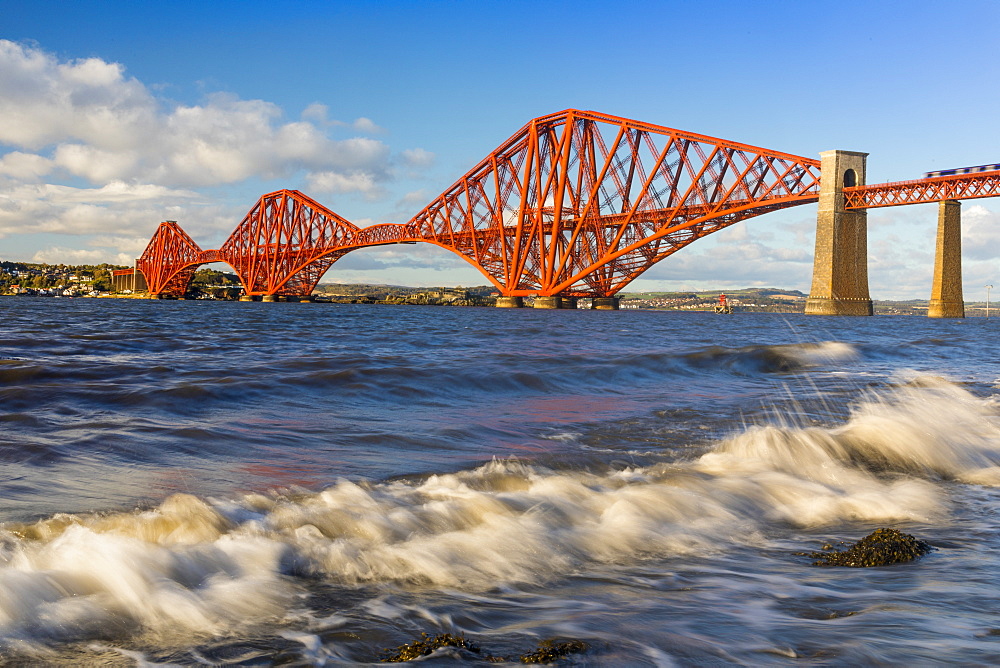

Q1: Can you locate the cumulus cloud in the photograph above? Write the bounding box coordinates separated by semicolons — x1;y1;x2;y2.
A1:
331;243;481;285
31;246;138;266
0;41;154;150
300;104;385;134
42;181;200;204
0;179;200;237
397;190;430;207
0;40;399;191
351;117;385;134
306;171;385;198
401;148;435;168
962;204;1000;260
0;151;55;179
636;217;815;289
0;40;441;264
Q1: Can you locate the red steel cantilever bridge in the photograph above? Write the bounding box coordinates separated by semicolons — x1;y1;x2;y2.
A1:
137;109;1000;303
137;109;825;300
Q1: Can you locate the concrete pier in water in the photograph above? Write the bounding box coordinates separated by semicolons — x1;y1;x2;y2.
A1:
533;296;560;309
928;200;965;318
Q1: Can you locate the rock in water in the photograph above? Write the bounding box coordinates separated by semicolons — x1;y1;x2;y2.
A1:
803;528;932;567
520;639;589;663
380;633;481;662
379;632;588;663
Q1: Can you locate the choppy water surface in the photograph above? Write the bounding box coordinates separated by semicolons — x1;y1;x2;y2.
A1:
1;297;999;665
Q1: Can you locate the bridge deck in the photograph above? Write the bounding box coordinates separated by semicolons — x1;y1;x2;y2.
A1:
845;170;1000;208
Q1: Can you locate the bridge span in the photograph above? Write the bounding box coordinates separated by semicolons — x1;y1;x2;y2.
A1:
136;109;1000;316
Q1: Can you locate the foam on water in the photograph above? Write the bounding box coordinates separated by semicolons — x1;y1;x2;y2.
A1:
1;375;996;652
702;374;1000;488
0;495;297;651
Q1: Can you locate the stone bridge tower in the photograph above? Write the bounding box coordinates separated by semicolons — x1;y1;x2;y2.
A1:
805;150;874;316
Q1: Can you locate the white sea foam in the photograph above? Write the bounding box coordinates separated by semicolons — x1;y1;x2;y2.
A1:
777;340;860;367
1;375;997;648
0;495;297;648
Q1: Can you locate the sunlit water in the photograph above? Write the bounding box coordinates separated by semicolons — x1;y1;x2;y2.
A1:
1;297;999;665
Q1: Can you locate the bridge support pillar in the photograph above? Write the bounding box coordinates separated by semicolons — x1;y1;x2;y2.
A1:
593;297;620;310
239;295;254;301
560;297;578;309
928;200;964;318
805;150;873;316
495;296;524;308
533;296;561;309
262;294;278;302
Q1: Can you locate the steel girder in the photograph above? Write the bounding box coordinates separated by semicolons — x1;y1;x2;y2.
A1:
844;170;1000;209
405;109;822;297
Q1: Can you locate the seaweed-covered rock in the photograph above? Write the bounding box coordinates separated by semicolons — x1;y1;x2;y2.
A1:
379;632;589;663
802;528;932;567
380;633;481;662
519;639;588;664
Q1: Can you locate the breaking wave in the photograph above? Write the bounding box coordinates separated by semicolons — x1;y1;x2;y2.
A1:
2;375;996;650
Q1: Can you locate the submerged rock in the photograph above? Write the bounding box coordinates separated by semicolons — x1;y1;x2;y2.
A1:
802;528;932;567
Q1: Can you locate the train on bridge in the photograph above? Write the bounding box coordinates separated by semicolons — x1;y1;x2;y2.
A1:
925;163;1000;178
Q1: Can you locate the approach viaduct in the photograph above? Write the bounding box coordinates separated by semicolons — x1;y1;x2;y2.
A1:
135;109;1000;316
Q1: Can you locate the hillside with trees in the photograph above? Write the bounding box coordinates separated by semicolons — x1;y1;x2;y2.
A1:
0;261;127;295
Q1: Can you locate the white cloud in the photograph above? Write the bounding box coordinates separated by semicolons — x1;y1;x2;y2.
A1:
352;117;385;134
0;40;396;191
306;170;384;198
962;204;1000;260
40;181;200;204
0;41;154;150
0;179;215;242
398;190;430;207
331;243;484;285
88;234;156;254
301;103;330;124
0;40;433;263
401;148;435;168
636;217;815;289
299;104;385;134
31;246;137;266
0;151;55;179
53;144;141;183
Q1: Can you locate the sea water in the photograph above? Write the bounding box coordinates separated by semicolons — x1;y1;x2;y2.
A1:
0;297;998;665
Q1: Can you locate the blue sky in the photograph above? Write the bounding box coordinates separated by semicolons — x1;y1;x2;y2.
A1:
2;0;999;298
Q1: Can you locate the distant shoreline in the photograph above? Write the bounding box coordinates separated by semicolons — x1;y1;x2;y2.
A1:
4;291;997;316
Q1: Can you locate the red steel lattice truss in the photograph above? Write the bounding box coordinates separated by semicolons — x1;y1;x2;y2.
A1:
406;109;821;296
138;109;828;297
844;170;1000;209
219;190;361;296
136;221;204;297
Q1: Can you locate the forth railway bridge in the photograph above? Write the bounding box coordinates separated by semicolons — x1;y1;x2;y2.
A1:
135;109;1000;316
